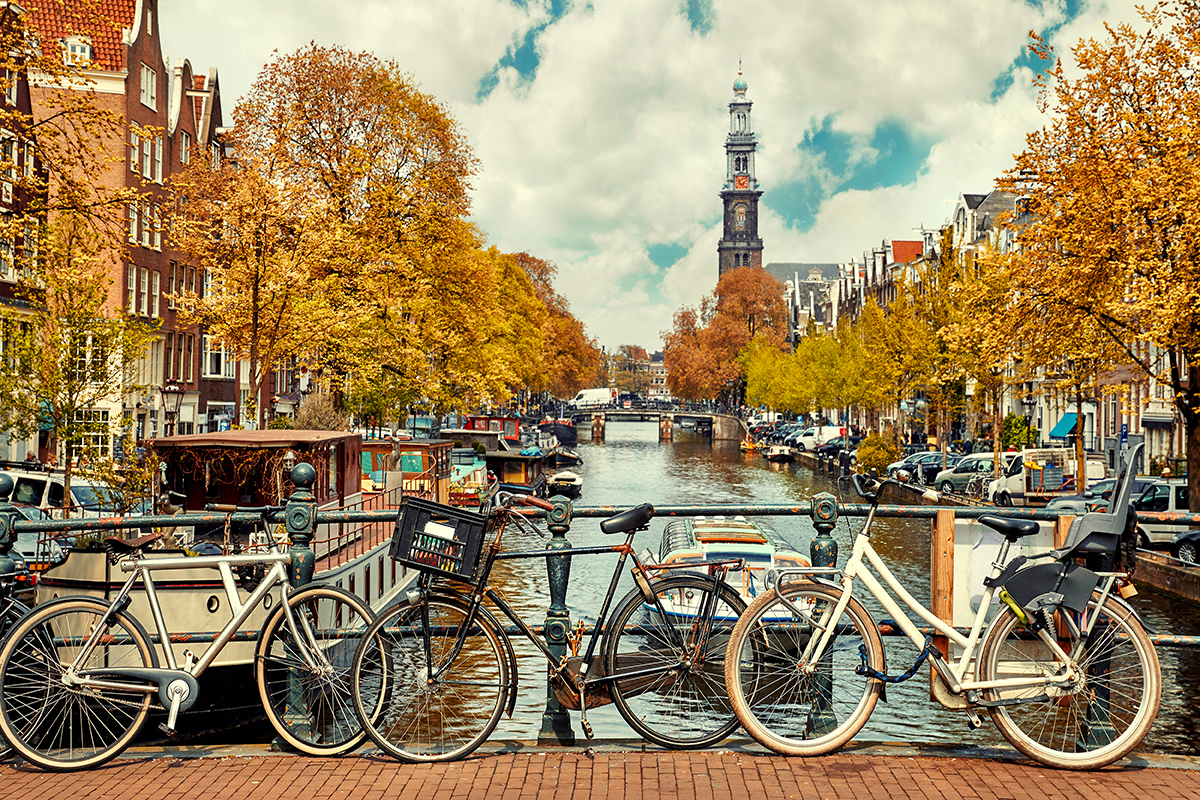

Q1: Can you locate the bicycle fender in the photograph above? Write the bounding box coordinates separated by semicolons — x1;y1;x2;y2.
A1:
1103;592;1157;635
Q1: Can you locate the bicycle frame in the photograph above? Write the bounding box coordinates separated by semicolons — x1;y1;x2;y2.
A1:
784;501;1118;699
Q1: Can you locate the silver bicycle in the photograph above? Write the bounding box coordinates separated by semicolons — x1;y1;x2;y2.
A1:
0;506;375;771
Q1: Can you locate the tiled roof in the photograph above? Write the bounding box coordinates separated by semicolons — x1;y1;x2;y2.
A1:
27;0;134;72
890;240;923;265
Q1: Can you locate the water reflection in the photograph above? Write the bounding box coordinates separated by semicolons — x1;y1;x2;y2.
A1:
492;421;1200;754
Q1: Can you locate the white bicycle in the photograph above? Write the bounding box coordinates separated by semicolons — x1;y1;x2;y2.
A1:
725;444;1160;770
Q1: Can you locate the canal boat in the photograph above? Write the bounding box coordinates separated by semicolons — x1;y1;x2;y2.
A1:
482;450;546;497
538;417;578;446
544;446;583;467
448;447;498;508
461;414;523;448
764;444;795;463
655;516;810;617
547;470;583;499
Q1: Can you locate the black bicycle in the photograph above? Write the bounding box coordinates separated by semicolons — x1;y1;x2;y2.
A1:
350;493;748;762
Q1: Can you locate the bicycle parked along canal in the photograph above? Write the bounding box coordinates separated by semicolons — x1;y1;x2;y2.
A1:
0;553;35;762
0;505;375;771
349;493;748;762
725;443;1160;770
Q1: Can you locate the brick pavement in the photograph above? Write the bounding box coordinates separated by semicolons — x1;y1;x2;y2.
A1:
2;744;1200;800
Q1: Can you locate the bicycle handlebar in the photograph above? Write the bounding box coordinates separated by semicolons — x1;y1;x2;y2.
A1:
852;472;941;504
511;495;555;512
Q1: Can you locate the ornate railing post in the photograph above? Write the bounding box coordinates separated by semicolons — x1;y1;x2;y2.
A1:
285;463;317;589
539;495;575;744
808;492;840;736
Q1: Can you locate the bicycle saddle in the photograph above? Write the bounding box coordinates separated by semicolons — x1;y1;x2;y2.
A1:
102;532;162;556
600;503;654;534
977;514;1040;541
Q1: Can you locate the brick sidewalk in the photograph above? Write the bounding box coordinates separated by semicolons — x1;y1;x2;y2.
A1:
2;745;1199;800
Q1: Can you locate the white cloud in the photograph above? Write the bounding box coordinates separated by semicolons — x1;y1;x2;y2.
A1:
160;0;1139;357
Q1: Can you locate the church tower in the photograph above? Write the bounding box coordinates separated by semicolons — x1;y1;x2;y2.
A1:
717;68;763;278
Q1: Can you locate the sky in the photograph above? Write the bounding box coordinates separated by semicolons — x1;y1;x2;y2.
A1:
159;0;1144;353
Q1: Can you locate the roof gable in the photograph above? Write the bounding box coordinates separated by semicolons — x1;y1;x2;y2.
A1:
890;240;922;265
28;0;136;73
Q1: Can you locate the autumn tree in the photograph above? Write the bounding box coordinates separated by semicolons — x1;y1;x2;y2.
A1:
613;345;650;394
171;160;348;429
663;267;789;401
511;252;602;398
0;215;158;512
999;2;1200;501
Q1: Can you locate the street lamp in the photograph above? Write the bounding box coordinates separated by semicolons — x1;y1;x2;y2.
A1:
1021;394;1036;450
159;379;184;437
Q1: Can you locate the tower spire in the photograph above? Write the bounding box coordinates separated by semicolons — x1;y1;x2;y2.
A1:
717;64;762;278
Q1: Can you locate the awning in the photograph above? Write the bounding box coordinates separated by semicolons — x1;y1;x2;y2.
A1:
1048;413;1078;439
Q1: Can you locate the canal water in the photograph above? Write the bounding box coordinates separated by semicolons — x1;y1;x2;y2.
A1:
491;420;1200;754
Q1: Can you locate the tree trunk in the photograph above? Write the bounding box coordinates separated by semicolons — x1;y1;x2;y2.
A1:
1183;365;1200;522
1074;389;1086;493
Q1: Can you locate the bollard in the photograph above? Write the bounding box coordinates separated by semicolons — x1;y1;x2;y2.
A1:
284;462;318;589
540;496;576;744
808;492;840;736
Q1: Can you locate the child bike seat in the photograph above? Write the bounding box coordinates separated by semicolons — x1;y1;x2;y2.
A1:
1051;443;1143;560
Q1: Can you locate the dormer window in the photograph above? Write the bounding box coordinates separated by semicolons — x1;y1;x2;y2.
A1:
63;36;92;67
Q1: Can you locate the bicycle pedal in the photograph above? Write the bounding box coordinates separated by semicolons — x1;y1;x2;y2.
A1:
157;723;178;737
581;719;594;739
965;710;983;730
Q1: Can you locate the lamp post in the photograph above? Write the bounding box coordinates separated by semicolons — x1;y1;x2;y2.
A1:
159;379;184;437
1021;394;1036;450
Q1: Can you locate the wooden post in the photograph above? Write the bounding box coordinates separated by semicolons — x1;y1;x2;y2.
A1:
591;413;605;443
659;415;672;442
930;508;955;698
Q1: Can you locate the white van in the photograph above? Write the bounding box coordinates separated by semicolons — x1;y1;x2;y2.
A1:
986;448;1107;507
569;387;617;410
2;468;139;518
792;426;845;451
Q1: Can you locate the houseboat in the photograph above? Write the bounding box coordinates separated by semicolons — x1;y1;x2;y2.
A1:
655;516;810;616
482;450;546;497
448;447;498;508
538;417;578;446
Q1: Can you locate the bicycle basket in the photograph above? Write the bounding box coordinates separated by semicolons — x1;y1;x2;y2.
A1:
390;498;488;584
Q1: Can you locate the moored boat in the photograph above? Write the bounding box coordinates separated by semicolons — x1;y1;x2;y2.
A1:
655;516;810;616
547;470;583;499
544;446;583;467
448;447;498;508
764;444;795;463
538;417;578;446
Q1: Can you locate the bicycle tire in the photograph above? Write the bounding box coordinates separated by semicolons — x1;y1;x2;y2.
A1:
603;574;746;748
0;596;32;763
978;594;1160;769
724;580;883;756
0;597;156;771
351;594;509;762
256;584;376;755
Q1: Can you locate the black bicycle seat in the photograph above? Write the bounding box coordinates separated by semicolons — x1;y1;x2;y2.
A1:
977;514;1040;541
600;503;654;535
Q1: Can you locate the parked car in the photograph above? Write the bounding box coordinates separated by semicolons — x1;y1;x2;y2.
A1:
1047;476;1157;511
887;451;941;479
1132;478;1190;547
933;453;1018;494
913;453;962;485
1171;529;1200;564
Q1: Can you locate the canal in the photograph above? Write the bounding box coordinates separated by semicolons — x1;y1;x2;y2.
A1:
490;420;1200;754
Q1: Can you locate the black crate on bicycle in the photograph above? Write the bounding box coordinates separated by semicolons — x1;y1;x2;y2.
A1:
390;497;489;584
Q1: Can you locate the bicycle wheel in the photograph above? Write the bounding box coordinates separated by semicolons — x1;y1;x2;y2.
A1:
0;596;31;763
603;574;745;748
978;594;1160;769
256;584;375;755
0;598;156;771
352;594;509;762
725;580;883;756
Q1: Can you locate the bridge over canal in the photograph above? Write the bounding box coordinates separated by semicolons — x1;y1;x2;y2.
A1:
566;409;744;442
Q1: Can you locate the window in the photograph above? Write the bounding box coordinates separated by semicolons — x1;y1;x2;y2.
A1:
139;268;148;316
0;233;12;277
154;136;162;183
20;223;35;273
203;335;234;378
180;131;190;164
141;137;152;178
63;37;92;66
127;203;138;243
4;69;14;106
126;265;136;313
185;334;194;382
210;141;220;169
140;64;156;109
149;204;161;249
188;266;196;297
167;261;177;308
165;331;174;379
74;409;111;458
22;141;33;178
176;333;184;381
151;271;160;317
140;204;151;247
1;132;15;180
130;130;139;173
